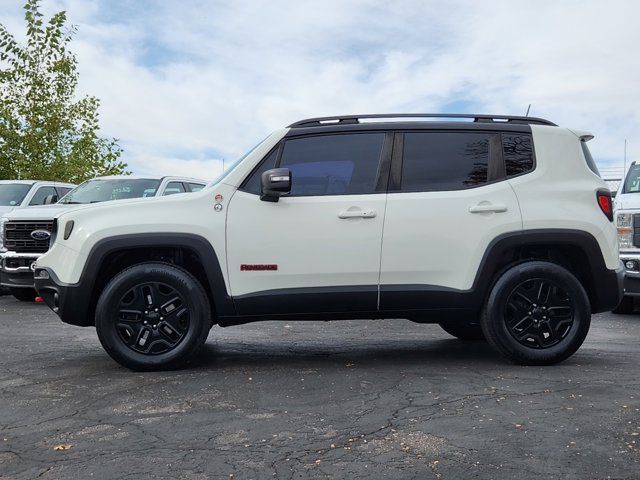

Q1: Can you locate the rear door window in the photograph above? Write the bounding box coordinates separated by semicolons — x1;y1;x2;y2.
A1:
163;182;186;196
400;132;495;192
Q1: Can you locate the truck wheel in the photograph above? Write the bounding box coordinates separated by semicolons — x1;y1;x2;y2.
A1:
438;321;485;341
481;261;590;365
10;288;37;302
612;296;634;314
95;262;211;371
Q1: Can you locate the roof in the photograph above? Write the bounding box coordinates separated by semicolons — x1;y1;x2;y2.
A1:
87;175;207;183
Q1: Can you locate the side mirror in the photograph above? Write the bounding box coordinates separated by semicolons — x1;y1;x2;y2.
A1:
43;194;58;205
261;168;291;202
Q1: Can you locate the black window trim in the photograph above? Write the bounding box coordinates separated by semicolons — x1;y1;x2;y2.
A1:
239;131;392;197
389;129;507;193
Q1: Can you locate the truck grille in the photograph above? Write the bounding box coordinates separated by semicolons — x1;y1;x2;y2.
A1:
3;221;55;253
634;214;640;248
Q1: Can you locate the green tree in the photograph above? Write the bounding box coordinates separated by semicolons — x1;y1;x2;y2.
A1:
0;0;128;182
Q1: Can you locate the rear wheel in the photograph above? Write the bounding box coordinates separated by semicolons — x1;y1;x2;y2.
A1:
439;321;485;341
612;296;634;314
481;261;590;365
95;262;211;371
10;288;37;302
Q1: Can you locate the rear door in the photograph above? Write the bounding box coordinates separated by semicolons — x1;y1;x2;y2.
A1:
379;130;523;311
226;131;392;316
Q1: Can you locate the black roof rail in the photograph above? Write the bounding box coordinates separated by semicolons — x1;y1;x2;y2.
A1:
288;113;557;128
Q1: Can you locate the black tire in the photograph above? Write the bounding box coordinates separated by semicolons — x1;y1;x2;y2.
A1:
481;261;590;365
439;321;485;341
612;296;634;314
10;288;37;302
95;262;211;371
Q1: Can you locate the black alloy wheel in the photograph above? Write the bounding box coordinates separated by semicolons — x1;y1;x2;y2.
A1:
116;282;190;355
504;278;574;349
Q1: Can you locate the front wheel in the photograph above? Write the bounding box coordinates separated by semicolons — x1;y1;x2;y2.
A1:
95;263;211;371
481;261;591;365
10;288;37;302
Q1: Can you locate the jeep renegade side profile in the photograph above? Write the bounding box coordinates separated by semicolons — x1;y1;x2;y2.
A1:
33;114;623;370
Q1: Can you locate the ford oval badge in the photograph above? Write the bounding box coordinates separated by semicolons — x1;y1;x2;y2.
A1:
31;230;51;241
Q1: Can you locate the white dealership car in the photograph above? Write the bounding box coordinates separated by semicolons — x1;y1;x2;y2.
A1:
0;175;206;301
32;114;622;370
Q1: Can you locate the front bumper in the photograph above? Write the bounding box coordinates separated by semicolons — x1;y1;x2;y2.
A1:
34;267;93;326
0;252;40;289
619;253;640;296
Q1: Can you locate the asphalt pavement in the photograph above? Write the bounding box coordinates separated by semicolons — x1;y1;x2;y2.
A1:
0;295;638;479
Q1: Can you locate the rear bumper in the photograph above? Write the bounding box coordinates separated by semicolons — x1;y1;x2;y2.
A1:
593;261;624;311
34;267;93;326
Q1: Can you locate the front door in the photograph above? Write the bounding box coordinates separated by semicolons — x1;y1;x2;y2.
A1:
226;131;392;316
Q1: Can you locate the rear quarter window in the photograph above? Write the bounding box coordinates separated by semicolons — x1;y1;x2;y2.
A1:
502;134;535;177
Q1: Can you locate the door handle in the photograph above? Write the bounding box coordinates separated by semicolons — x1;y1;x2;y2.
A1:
338;209;377;219
469;203;508;213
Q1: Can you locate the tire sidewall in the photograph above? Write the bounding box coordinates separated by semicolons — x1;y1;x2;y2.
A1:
95;263;210;370
482;261;591;365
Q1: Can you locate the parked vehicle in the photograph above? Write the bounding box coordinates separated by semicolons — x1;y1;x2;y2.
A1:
0;180;75;296
33;114;622;370
613;161;640;313
1;175;206;301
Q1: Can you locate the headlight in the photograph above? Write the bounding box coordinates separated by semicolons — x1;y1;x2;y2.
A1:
617;213;633;249
0;217;7;253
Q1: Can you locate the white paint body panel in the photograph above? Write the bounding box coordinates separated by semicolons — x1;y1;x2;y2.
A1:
380;183;521;290
226;190;386;296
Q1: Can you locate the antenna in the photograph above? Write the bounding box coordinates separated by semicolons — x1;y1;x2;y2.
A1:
623;139;628;178
525;104;531;117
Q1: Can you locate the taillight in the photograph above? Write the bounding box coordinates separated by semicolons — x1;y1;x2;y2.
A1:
596;189;613;221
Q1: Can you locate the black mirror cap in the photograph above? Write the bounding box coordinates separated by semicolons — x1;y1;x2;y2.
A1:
260;168;291;202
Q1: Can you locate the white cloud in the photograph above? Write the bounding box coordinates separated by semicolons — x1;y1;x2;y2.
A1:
1;0;639;180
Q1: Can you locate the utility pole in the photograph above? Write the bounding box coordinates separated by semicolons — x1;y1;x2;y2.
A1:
623;139;628;179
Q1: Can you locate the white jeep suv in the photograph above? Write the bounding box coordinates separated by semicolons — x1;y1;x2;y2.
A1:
33;114;623;370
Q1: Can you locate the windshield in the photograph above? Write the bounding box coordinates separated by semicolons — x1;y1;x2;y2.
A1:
623;165;640;193
0;183;32;206
59;178;161;204
208;136;270;187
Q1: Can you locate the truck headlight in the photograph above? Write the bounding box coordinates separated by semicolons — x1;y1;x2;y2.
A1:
0;217;7;253
617;213;634;249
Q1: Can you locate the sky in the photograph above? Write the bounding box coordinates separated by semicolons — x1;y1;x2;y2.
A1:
1;0;639;181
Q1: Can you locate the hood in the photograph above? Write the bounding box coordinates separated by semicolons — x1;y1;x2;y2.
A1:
3;204;76;221
615;192;640;211
0;205;16;218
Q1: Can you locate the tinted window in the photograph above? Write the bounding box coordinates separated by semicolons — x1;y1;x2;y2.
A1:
280;133;385;196
188;183;205;192
56;187;73;198
0;183;31;206
503;134;534;177
164;182;186;196
401;132;493;191
29;186;57;205
241;149;278;195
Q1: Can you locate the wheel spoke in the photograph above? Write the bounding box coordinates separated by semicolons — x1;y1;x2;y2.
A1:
115;281;191;355
505;278;575;350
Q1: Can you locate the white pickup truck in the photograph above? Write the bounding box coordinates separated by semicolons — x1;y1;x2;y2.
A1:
1;175;206;301
614;161;640;313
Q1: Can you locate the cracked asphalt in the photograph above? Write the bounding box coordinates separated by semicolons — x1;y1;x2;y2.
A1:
0;295;639;479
